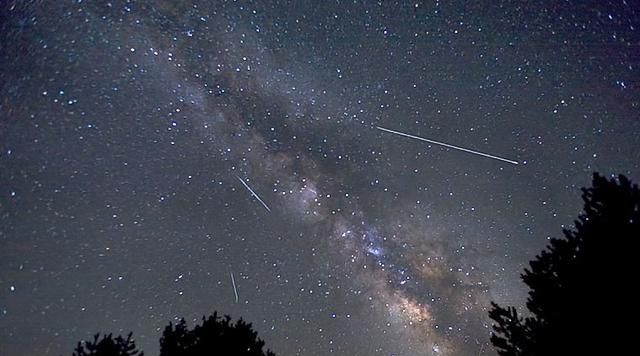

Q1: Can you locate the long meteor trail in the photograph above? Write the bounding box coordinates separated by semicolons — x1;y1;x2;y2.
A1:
236;176;271;212
376;126;519;165
230;270;239;303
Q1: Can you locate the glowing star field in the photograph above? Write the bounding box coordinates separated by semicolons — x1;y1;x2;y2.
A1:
1;1;639;356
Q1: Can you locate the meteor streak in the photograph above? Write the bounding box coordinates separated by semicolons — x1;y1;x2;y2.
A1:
230;270;239;303
376;126;519;165
236;176;272;212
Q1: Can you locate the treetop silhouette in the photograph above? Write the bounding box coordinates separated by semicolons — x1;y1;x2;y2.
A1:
489;173;639;355
160;312;275;356
70;311;275;356
72;332;143;356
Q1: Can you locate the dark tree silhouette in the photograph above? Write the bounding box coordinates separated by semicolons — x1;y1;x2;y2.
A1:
489;173;639;355
72;332;143;356
159;311;275;356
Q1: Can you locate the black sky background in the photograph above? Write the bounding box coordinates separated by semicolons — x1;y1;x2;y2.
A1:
1;1;639;355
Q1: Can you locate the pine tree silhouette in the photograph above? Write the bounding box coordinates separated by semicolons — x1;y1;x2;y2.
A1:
489;173;639;355
159;311;275;356
72;332;143;356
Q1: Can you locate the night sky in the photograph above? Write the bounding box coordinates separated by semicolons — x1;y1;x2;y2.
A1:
1;1;639;355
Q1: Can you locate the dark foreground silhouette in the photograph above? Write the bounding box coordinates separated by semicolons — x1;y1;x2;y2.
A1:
489;173;639;355
160;312;275;356
71;312;274;356
73;333;142;356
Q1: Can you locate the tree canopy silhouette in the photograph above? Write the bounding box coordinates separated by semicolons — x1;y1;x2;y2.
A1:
489;173;639;355
70;312;275;356
72;332;143;356
159;312;275;356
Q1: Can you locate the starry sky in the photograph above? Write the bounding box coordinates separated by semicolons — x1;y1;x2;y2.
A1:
1;1;639;355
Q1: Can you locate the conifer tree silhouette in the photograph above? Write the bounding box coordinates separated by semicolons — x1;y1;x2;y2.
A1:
159;311;275;356
489;173;639;355
72;332;143;356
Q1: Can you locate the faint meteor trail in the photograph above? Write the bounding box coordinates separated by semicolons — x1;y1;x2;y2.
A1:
376;126;519;165
230;270;239;303
236;176;272;212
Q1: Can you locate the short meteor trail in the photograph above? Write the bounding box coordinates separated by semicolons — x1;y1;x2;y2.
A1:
236;176;271;212
230;270;239;303
376;126;519;165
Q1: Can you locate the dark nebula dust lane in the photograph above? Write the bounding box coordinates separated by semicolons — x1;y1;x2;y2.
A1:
1;1;639;356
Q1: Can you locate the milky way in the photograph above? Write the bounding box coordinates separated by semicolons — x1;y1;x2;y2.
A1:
1;1;639;356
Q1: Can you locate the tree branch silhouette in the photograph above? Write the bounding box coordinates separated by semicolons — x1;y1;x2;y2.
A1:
489;173;639;355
